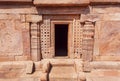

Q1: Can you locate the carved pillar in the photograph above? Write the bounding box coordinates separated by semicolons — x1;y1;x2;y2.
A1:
30;22;41;61
81;21;95;72
26;15;42;61
82;21;95;62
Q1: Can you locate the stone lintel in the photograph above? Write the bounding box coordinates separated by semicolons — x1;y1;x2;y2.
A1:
26;15;42;23
34;0;90;6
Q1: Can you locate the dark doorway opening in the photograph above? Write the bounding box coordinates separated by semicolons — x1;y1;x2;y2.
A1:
55;24;68;56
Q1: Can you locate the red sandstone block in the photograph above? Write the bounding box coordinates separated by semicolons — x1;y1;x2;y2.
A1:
15;56;29;61
103;70;119;76
0;56;14;62
91;70;120;77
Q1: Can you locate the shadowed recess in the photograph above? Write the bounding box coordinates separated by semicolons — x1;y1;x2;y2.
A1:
55;24;68;56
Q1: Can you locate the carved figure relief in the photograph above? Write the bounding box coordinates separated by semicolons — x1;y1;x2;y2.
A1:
0;20;23;55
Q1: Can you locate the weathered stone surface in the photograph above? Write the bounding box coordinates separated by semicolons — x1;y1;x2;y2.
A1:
90;70;120;77
99;21;120;56
78;72;86;81
34;0;89;6
92;5;120;14
49;59;74;66
0;5;37;14
26;61;34;74
0;0;119;81
0;61;26;78
90;61;120;70
0;14;31;61
80;14;101;22
102;13;120;21
38;6;90;14
42;60;50;73
0;0;32;2
87;76;120;81
94;56;120;61
49;65;77;81
0;20;23;56
26;15;42;23
34;62;42;71
90;0;120;3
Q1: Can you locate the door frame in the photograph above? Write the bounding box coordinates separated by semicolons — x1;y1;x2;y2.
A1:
51;20;73;58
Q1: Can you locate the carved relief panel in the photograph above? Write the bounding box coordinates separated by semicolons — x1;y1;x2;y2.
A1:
0;14;31;61
0;20;23;56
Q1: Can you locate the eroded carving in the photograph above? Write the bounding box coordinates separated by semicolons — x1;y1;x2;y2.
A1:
0;20;23;55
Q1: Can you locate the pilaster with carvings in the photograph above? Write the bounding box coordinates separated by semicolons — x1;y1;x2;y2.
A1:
26;15;42;61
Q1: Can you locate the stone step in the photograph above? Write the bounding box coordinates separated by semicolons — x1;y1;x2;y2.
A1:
49;65;77;81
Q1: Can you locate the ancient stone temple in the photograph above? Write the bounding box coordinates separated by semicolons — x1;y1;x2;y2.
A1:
0;0;120;81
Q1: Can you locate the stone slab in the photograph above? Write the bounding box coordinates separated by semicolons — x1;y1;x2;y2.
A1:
26;15;42;22
0;0;32;2
99;21;120;56
38;6;89;14
0;5;37;14
102;14;120;21
92;5;120;14
26;61;34;74
90;61;120;70
34;0;89;6
94;56;120;61
87;76;120;81
90;0;120;3
49;65;77;81
90;70;120;76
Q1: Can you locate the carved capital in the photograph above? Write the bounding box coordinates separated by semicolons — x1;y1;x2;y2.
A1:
26;15;42;23
80;14;98;23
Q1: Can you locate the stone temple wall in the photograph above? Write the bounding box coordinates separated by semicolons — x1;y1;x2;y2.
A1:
0;0;119;81
0;4;119;61
91;5;120;61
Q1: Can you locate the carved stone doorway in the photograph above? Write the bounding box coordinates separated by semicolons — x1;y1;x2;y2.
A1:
51;21;73;58
41;15;81;59
55;24;68;57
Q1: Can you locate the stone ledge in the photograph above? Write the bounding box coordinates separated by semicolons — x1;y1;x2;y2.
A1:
0;0;32;2
34;0;120;6
90;61;120;70
34;0;90;6
26;15;42;23
90;0;120;4
86;76;120;81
